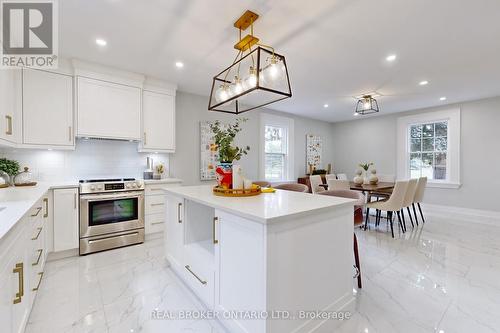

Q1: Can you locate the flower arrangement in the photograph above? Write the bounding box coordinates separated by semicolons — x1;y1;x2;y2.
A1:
358;162;373;172
209;118;250;163
0;158;20;176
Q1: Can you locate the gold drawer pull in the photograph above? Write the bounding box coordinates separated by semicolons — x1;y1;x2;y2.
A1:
32;249;43;266
32;272;44;291
150;203;165;206
213;216;219;244
31;207;42;217
177;202;182;223
13;263;24;304
151;221;164;225
32;227;43;240
43;198;49;218
5;115;13;135
185;265;207;285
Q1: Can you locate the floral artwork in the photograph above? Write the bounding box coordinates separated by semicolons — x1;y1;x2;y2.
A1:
306;135;322;172
200;121;220;180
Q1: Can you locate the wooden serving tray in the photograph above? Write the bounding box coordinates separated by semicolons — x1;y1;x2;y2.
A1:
14;182;38;187
0;183;9;189
213;186;261;197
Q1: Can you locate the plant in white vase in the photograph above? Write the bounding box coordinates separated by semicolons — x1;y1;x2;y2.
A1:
358;162;374;185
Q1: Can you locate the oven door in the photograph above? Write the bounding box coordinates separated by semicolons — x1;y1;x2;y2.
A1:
80;191;144;238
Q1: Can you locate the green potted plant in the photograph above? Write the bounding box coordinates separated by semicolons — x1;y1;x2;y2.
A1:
358;162;374;184
210;118;250;188
0;158;20;187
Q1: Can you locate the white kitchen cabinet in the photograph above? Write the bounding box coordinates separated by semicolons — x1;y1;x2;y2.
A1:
165;195;185;273
145;182;181;235
0;69;21;145
140;90;175;152
77;77;141;140
22;69;74;148
53;188;79;252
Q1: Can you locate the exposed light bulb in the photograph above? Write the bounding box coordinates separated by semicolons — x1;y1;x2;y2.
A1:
363;102;371;110
231;76;243;96
262;56;284;84
243;66;257;90
215;84;230;103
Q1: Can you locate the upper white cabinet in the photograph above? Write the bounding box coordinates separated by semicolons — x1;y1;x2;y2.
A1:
0;69;21;146
22;69;74;148
141;90;175;152
77;77;141;140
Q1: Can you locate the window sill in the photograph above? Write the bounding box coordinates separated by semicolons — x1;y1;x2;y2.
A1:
426;182;461;189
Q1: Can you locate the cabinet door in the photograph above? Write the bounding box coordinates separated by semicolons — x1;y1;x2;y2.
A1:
77;77;141;140
142;91;175;152
214;211;266;333
0;69;21;144
53;188;79;252
165;195;184;272
23;69;74;146
0;261;14;333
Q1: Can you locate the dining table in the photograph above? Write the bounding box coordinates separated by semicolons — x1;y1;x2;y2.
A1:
319;181;396;196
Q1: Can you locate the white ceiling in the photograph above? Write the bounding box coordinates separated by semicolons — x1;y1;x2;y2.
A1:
60;0;500;122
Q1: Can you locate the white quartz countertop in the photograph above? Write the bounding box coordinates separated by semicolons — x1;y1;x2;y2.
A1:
162;185;355;224
143;178;183;185
0;181;78;240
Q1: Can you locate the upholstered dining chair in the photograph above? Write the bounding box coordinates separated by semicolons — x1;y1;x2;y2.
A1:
318;189;365;288
274;183;309;193
413;177;428;224
401;178;418;230
337;173;348;180
309;175;325;194
326;179;350;191
371;174;396;201
253;181;271;188
366;180;409;238
325;174;337;182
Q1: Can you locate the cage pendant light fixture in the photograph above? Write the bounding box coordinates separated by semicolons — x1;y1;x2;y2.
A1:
208;10;292;114
355;95;380;115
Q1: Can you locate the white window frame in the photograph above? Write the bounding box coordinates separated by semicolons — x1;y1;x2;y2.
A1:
397;108;461;189
260;113;294;182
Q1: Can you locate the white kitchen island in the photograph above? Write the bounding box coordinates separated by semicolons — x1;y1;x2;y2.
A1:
162;185;356;333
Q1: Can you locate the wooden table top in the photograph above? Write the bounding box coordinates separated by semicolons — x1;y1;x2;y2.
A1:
349;181;395;192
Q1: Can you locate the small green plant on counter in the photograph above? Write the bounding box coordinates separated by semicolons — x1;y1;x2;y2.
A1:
0;158;20;176
358;162;373;171
210;118;250;163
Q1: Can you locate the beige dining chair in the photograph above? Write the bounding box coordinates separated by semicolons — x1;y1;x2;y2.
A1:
337;173;348;180
413;177;428;224
401;178;418;229
325;174;337;182
327;179;350;191
366;180;409;238
309;175;325;194
274;183;309;193
371;174;396;200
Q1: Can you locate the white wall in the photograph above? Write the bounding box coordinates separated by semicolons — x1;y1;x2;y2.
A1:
171;91;335;186
331;96;500;212
0;139;169;181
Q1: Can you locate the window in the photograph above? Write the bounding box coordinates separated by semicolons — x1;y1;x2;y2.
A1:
264;125;287;180
409;121;448;180
397;108;461;188
260;113;294;181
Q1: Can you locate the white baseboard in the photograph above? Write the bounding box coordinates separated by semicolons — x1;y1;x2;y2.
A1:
424;203;500;226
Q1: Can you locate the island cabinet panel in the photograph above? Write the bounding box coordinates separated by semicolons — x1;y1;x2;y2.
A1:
165;194;185;273
214;210;267;333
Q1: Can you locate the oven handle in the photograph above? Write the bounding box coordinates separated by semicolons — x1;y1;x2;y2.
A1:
79;191;144;201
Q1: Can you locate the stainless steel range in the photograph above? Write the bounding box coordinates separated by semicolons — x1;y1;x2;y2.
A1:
79;178;145;255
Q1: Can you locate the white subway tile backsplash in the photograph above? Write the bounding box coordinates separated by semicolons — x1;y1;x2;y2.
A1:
0;139;170;181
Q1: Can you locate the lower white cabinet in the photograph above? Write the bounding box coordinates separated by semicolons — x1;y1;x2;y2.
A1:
165;195;184;272
144;182;181;235
0;196;50;333
53;188;79;252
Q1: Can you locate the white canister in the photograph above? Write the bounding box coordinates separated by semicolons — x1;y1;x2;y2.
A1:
232;165;244;189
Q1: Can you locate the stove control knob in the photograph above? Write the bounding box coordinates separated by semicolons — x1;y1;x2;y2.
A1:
137;182;143;188
126;183;132;189
132;183;137;188
90;185;96;191
97;185;103;191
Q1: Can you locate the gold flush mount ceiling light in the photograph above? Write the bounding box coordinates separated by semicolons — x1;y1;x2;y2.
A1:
208;10;292;114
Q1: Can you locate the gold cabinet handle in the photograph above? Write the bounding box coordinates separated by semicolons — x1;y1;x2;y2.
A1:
74;193;77;209
213;216;219;244
32;227;43;241
12;263;24;304
43;198;49;218
31;207;42;217
151;203;164;207
5;115;13;135
68;126;72;142
144;132;147;145
32;249;43;266
185;265;207;285
32;272;44;291
177;202;182;223
151;221;164;225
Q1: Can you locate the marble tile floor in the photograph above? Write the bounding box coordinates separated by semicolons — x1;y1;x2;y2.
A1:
26;212;500;333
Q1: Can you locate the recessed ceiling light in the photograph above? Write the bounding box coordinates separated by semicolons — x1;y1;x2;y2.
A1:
323;104;329;108
386;54;397;62
440;97;447;101
175;61;184;68
95;38;107;46
419;80;429;86
353;112;359;116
